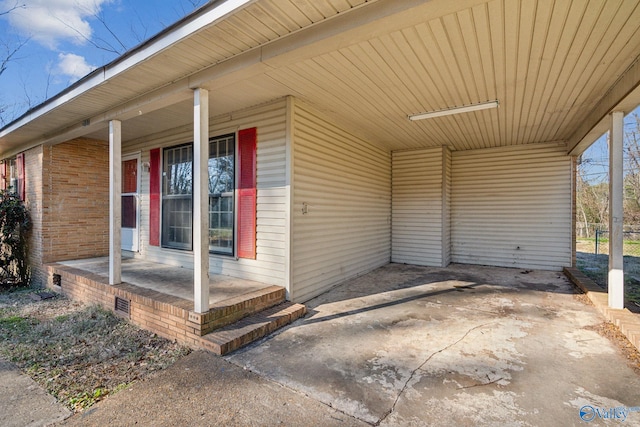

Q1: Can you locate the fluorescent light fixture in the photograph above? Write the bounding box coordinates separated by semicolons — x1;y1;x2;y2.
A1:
408;100;499;121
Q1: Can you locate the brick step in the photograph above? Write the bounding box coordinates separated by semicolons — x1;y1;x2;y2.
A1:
189;285;287;335
199;302;306;355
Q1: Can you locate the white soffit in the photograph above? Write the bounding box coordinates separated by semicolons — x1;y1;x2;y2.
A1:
2;0;640;156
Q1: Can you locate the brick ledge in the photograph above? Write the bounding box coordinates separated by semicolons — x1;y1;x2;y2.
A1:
564;267;640;351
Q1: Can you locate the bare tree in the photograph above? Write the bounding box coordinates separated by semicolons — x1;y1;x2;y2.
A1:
0;2;24;17
0;2;27;77
0;2;28;125
0;37;28;78
576;165;609;237
0;0;211;125
624;113;640;224
53;13;127;55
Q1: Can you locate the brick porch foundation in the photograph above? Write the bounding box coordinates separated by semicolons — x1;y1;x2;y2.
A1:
46;263;305;354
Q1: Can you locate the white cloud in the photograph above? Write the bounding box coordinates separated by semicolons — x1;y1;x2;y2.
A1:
55;52;96;80
1;0;112;49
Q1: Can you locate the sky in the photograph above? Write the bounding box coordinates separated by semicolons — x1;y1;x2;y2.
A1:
0;0;206;125
579;111;640;185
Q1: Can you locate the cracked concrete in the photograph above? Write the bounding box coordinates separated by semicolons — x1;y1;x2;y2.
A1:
227;263;640;426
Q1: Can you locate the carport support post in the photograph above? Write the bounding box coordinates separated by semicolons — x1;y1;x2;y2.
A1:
193;88;210;313
608;111;624;309
109;119;122;285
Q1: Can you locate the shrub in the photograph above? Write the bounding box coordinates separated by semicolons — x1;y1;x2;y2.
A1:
0;190;31;289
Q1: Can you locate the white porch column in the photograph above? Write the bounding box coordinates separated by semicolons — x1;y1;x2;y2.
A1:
193;88;210;313
109;120;122;285
608;111;624;309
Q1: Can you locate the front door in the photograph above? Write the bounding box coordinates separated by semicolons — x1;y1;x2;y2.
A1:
122;154;140;252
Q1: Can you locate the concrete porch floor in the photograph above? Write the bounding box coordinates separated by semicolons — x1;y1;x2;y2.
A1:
227;263;640;426
50;256;304;353
59;257;272;307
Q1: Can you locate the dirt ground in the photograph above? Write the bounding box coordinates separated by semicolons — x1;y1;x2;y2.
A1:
0;289;191;412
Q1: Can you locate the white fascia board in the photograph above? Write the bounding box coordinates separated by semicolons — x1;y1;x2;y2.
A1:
0;0;254;139
103;0;254;81
568;56;640;155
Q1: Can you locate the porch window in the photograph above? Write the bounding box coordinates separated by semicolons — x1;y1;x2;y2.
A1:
4;156;24;200
208;134;235;254
122;159;138;229
161;134;236;254
162;144;193;250
8;158;17;192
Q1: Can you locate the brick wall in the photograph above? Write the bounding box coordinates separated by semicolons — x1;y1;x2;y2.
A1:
46;264;210;350
42;138;109;264
24;146;44;286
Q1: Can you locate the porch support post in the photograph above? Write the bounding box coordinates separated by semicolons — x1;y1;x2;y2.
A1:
109;120;122;285
193;88;210;313
608;111;624;309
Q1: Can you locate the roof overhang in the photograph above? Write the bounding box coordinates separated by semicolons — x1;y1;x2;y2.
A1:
2;0;640;158
0;0;257;154
568;57;640;156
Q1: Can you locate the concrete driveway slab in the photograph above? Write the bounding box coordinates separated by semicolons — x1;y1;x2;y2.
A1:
227;264;640;426
60;350;366;427
0;358;71;427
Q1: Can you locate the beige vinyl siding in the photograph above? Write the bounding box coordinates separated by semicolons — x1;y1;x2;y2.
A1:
123;99;288;286
291;100;391;302
392;147;450;267
451;143;572;270
442;147;451;265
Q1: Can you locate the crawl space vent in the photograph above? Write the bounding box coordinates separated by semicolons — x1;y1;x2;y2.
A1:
114;296;130;317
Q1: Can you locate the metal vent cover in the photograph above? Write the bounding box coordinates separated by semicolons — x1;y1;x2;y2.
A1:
114;296;130;317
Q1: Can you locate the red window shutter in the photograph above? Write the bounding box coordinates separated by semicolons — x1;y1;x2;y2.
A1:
237;127;257;259
16;153;25;200
149;149;161;246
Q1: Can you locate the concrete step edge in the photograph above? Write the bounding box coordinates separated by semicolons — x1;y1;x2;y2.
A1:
200;302;306;355
195;287;288;335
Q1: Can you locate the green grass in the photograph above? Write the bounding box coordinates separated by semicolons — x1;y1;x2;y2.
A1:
576;241;640;310
0;315;34;333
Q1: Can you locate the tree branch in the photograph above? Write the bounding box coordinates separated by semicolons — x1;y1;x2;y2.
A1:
0;37;29;78
53;15;122;55
0;2;25;17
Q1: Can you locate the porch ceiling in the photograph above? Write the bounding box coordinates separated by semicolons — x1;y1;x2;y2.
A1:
2;0;640;155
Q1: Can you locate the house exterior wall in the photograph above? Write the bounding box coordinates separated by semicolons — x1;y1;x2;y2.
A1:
391;147;451;267
124;99;288;287
24;146;44;286
291;100;391;302
450;143;572;270
443;147;452;265
22;139;109;286
41;139;110;265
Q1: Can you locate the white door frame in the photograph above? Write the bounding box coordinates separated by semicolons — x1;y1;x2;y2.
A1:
121;152;141;252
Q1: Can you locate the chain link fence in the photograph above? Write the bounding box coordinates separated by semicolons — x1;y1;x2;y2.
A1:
576;223;640;257
576;222;602;239
594;230;640;257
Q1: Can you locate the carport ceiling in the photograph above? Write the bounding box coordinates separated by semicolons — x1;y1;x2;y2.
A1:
4;0;640;154
266;0;640;152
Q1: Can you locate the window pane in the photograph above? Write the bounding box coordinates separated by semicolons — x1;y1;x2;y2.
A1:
209;135;234;254
122;159;138;193
121;195;136;228
162;145;193;250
